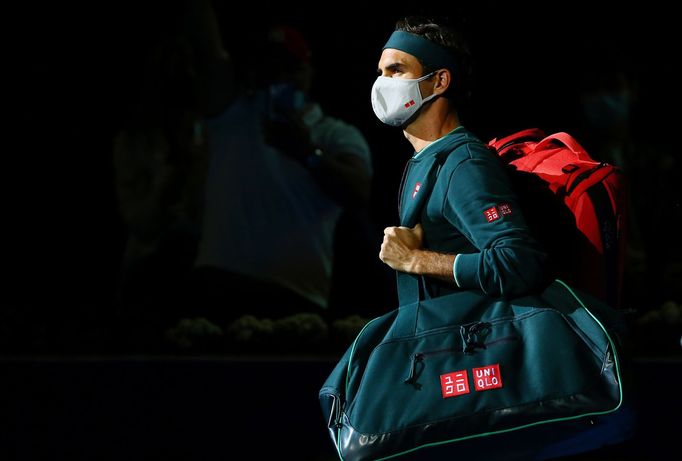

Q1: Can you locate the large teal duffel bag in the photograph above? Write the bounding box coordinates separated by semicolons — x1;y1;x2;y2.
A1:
319;280;629;461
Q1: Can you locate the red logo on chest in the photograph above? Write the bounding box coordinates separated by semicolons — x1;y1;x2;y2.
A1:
412;182;421;199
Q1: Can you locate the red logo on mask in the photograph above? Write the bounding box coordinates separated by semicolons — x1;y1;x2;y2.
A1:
404;100;416;108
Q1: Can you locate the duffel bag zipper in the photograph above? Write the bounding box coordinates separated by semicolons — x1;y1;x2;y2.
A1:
404;327;519;388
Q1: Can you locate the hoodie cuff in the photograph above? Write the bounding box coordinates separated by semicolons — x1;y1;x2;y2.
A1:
453;252;478;289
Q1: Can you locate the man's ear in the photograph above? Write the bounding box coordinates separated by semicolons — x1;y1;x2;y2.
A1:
433;68;451;95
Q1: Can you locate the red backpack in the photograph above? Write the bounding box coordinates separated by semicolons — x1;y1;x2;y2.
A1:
488;128;626;308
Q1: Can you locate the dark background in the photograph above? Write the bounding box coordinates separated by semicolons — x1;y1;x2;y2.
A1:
5;1;679;343
3;1;681;460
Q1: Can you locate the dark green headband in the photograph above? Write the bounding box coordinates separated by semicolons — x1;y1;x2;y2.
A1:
383;30;457;72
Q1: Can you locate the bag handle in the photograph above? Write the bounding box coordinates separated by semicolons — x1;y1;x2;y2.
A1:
489;127;546;153
535;132;592;161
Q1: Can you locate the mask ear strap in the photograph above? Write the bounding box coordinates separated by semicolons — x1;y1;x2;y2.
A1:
421;92;439;105
419;71;440;104
416;71;438;82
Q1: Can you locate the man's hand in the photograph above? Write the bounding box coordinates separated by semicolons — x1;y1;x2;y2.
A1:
380;223;456;281
379;223;424;273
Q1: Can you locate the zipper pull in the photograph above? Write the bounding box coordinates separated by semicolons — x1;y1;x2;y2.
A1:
460;322;491;354
404;353;424;389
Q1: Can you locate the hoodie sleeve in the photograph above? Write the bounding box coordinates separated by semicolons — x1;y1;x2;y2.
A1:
444;148;548;297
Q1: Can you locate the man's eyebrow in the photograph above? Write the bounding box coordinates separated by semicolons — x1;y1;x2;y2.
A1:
377;62;404;74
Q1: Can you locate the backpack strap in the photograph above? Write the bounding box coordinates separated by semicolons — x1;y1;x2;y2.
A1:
586;181;622;308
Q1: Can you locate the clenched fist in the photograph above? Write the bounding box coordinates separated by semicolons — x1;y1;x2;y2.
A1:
379;223;424;273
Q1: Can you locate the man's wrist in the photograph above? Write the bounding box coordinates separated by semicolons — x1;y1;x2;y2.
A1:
411;250;457;282
407;249;424;274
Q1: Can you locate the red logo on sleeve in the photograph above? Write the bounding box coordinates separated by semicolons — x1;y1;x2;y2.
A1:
440;370;470;398
484;206;500;222
498;203;512;216
473;364;503;391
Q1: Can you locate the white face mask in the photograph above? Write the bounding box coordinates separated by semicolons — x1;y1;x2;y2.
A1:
371;71;437;126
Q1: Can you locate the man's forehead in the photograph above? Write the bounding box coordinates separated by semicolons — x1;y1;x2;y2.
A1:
378;48;420;69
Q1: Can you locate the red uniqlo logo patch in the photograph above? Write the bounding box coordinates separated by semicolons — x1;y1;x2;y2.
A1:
440;370;470;398
498;203;512;216
404;100;416;108
473;364;503;391
412;182;421;199
484;206;500;222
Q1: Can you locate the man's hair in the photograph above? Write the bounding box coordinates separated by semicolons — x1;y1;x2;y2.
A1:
395;16;473;109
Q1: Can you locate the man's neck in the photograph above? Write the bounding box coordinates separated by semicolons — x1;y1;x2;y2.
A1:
404;101;460;152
